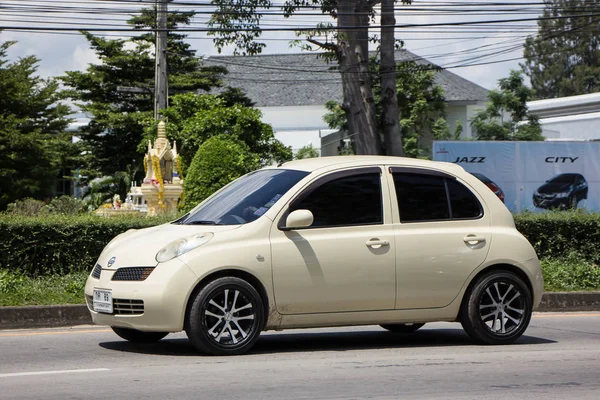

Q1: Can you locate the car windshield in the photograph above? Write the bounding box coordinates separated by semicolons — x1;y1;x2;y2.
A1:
178;169;309;226
549;174;577;184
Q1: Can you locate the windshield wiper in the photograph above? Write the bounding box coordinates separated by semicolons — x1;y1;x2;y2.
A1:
185;220;219;225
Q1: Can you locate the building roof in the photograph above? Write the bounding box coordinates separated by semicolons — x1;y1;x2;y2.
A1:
204;49;489;107
528;92;600;119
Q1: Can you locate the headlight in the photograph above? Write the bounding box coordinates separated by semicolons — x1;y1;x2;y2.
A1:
156;233;214;263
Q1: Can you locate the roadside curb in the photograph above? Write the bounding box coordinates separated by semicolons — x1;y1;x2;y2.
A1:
0;304;91;330
537;291;600;312
1;292;599;330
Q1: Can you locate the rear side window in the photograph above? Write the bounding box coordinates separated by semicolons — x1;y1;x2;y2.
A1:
393;174;449;222
291;172;383;227
393;173;482;223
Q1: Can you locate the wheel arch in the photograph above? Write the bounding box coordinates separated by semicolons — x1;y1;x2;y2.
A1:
184;268;270;330
458;263;534;320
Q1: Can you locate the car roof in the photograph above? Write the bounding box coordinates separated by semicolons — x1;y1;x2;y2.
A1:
277;155;464;174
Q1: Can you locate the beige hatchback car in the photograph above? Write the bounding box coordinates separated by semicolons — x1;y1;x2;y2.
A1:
85;156;543;355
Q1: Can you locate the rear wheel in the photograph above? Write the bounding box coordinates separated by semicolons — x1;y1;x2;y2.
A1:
111;327;168;343
186;277;265;356
380;323;425;333
460;271;532;345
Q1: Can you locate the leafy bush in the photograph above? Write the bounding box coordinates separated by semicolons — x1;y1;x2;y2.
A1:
0;214;171;276
147;94;292;170
6;198;48;216
184;134;259;211
46;195;85;215
541;254;600;292
514;211;600;263
295;144;320;160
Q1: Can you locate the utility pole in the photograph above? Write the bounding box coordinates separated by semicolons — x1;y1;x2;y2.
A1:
154;0;168;120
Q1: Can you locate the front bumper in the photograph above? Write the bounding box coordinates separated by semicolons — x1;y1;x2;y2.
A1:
532;194;569;209
84;258;198;332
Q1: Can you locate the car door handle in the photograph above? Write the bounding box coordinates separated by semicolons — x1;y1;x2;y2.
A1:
366;239;389;248
463;235;486;245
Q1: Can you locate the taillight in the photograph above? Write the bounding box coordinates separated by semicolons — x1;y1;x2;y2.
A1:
486;182;505;202
486;182;500;193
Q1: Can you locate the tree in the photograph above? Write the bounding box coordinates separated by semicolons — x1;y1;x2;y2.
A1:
471;71;544;141
208;1;412;155
149;93;292;170
324;60;454;158
0;40;73;210
522;0;600;99
61;8;226;188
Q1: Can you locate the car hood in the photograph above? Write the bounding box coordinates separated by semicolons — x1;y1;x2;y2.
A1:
537;182;572;194
97;223;241;268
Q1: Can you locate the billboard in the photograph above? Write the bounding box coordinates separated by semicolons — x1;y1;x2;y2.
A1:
432;141;600;212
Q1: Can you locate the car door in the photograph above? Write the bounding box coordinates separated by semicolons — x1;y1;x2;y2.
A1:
270;167;396;314
387;167;492;309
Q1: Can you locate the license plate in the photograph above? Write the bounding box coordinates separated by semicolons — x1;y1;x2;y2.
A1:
93;289;113;314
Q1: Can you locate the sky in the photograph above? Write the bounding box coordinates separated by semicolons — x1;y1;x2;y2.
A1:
1;0;545;91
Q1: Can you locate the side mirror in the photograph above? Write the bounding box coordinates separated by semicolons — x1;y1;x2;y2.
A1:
283;209;314;231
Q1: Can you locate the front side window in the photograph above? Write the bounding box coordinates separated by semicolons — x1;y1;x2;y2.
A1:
393;172;482;223
291;172;383;228
179;169;309;225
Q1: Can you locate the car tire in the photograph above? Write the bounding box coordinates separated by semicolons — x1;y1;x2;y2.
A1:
460;271;532;345
569;196;578;209
380;323;425;333
111;327;168;343
185;277;265;356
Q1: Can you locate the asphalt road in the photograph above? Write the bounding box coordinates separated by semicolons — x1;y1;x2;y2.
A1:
0;312;599;400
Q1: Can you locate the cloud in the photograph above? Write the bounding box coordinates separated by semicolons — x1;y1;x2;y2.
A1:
72;45;100;71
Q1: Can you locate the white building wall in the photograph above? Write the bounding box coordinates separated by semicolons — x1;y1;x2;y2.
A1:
259;105;329;153
539;112;600;140
446;105;467;138
260;102;491;154
445;102;486;139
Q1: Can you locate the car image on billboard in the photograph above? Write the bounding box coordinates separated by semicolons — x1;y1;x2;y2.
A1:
533;173;588;210
470;173;505;203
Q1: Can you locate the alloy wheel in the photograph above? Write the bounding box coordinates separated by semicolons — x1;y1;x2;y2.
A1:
202;288;257;347
477;281;525;335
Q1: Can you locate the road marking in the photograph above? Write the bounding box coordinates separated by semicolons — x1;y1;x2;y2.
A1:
0;329;111;337
0;368;109;378
533;313;600;318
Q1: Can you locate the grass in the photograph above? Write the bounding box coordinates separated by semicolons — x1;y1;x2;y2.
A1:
0;270;87;307
1;255;599;307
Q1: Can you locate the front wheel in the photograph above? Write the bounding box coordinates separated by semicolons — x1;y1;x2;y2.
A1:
186;277;265;356
111;327;168;343
569;196;578;210
380;323;425;333
460;271;532;345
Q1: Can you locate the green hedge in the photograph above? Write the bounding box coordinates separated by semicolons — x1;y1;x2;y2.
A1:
0;214;171;276
514;211;600;264
1;211;599;277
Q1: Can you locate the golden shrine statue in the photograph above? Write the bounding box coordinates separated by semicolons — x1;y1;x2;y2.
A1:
141;121;183;216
